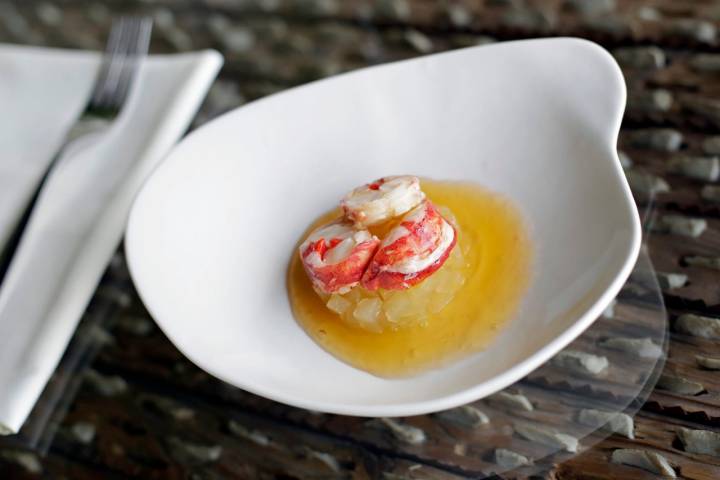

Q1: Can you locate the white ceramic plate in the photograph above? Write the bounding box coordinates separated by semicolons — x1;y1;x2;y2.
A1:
126;38;640;417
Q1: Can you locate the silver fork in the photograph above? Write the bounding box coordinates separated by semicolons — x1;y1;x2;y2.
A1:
66;17;153;141
0;17;152;281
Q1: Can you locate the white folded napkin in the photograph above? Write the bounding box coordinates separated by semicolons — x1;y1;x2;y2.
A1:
0;44;222;435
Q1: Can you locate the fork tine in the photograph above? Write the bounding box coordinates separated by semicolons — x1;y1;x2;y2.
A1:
90;17;152;112
90;17;130;110
101;18;136;109
98;18;133;109
110;17;152;112
90;18;129;109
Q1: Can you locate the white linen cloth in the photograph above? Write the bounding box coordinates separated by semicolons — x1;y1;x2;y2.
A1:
0;44;222;434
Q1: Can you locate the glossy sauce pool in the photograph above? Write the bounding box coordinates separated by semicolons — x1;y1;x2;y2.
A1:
287;180;533;377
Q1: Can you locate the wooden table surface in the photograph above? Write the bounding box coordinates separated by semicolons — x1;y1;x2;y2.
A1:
1;0;720;478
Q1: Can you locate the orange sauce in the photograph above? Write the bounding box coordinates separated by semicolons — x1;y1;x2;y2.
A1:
287;179;533;377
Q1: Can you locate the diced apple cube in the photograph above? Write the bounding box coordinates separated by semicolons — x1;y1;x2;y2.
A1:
326;294;352;315
353;298;382;327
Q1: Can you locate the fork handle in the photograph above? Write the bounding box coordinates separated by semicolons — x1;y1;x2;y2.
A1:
0;116;110;285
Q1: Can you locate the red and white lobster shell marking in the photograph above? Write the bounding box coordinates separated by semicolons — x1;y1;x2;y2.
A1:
299;220;380;294
361;200;457;291
341;175;425;228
